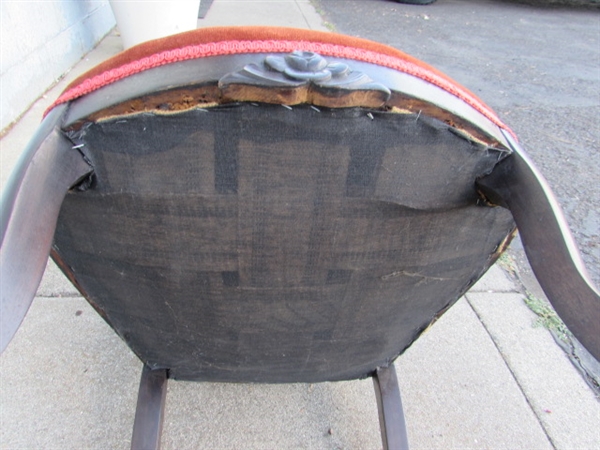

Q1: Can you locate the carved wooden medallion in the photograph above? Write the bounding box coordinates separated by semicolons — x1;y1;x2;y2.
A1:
219;51;391;108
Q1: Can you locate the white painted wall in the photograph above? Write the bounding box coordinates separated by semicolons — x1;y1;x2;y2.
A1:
1;0;115;132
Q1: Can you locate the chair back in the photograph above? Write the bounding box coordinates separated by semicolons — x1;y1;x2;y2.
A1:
50;27;516;383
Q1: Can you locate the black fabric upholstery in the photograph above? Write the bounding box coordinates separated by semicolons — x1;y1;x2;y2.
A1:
54;104;514;382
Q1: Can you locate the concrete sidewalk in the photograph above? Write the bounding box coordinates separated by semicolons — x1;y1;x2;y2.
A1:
0;1;598;449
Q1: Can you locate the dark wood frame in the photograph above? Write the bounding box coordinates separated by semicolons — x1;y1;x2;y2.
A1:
0;105;92;353
131;365;168;450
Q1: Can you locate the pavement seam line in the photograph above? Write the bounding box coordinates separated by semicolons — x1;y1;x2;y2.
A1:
36;293;82;299
294;0;313;30
464;293;558;450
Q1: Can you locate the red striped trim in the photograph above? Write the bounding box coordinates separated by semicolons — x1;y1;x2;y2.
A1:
48;39;507;131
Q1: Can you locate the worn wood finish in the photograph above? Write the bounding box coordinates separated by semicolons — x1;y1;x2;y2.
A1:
53;104;515;382
477;130;600;361
0;105;92;353
79;84;222;126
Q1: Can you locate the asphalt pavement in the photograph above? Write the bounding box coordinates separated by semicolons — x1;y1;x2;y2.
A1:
0;1;598;449
316;0;600;289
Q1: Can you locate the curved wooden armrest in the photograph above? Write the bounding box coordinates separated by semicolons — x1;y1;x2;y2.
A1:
477;129;600;361
0;105;93;353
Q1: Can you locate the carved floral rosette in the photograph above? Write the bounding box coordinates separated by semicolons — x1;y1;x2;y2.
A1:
219;50;391;107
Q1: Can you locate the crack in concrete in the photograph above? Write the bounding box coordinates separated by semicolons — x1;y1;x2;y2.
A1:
465;294;559;450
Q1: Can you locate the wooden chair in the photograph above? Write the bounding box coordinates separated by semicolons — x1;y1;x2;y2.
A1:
1;27;598;450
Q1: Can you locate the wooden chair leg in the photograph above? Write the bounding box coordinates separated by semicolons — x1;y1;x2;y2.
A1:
373;364;409;450
131;365;168;450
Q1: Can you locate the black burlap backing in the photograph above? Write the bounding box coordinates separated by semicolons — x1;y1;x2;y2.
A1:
54;104;514;382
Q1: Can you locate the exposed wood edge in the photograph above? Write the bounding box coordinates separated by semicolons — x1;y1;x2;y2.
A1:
220;83;390;109
65;83;505;149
